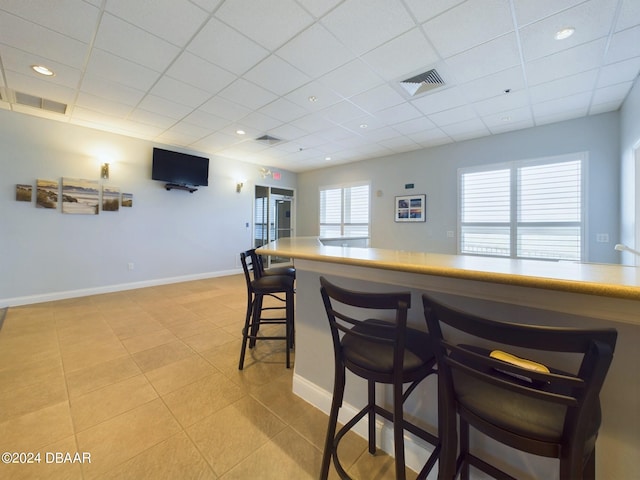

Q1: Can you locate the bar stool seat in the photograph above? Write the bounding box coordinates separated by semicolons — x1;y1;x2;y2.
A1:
238;250;295;370
319;277;440;480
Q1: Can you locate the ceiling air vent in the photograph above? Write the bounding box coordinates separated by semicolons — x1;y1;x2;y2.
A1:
14;90;67;114
400;69;445;97
255;134;282;145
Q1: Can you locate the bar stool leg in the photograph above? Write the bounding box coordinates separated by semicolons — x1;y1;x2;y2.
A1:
368;380;376;455
393;379;406;480
249;294;263;348
321;365;346;480
460;419;470;480
238;295;255;370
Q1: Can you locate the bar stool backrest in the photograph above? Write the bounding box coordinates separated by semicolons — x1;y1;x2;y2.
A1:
422;294;617;479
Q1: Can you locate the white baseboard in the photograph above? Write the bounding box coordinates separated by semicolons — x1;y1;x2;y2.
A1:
292;373;438;478
0;269;241;308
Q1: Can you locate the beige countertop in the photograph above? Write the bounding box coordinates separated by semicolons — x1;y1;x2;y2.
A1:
258;237;640;301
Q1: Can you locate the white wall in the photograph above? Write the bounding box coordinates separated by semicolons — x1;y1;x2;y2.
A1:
0;109;297;306
297;112;621;264
620;78;640;265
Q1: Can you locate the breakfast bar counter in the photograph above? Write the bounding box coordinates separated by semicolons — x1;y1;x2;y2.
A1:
258;237;640;479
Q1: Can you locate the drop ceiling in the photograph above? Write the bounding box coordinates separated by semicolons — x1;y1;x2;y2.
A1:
0;0;639;172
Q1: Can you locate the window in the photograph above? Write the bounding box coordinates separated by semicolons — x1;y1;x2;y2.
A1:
459;154;584;261
320;183;370;238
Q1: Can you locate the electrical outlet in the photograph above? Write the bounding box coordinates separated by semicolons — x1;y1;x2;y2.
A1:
447;231;454;238
596;234;609;243
128;262;134;270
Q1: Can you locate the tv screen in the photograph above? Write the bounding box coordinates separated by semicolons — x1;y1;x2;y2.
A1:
152;147;209;187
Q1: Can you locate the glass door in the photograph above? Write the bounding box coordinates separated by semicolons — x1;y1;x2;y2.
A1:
254;186;294;267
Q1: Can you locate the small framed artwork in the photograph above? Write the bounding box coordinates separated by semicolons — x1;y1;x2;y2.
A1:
36;179;59;209
62;178;99;214
121;193;133;207
395;194;426;222
16;184;33;202
102;185;120;212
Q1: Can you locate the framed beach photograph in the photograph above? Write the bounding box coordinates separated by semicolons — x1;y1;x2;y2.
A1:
62;178;99;214
16;184;33;202
102;185;120;212
395;194;426;222
36;179;59;209
121;193;133;207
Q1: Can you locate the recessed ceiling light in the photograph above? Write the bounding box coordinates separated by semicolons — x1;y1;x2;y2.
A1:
554;27;575;40
31;65;55;76
308;96;318;102
236;129;246;135
325;156;332;161
501;116;512;122
359;124;368;129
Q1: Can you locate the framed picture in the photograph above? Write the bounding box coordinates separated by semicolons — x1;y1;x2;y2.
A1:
16;184;33;202
62;178;99;214
395;194;426;222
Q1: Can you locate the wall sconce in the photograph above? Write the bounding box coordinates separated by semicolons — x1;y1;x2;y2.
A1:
101;163;110;179
236;182;244;193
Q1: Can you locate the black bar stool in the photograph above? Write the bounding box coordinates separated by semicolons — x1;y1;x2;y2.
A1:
319;276;440;480
251;249;296;279
422;294;617;480
238;250;295;370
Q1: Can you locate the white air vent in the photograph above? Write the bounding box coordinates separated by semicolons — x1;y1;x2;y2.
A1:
255;134;282;145
1;88;67;114
400;69;445;97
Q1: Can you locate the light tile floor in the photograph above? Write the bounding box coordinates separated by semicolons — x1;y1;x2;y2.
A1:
0;275;415;479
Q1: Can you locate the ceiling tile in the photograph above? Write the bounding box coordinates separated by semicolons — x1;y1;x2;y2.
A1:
182;109;231;131
188;17;269;75
429;105;479;127
0;45;82;89
411;86;467;115
199;96;251;122
512;0;591;26
258;97;308;123
0;11;88;68
285;81;343;112
76;91;133;118
94;14;180;72
0;0;100;42
532;91;591;119
318;59;384;99
591;81;633;105
481;106;533;128
5;70;76;104
276;23;355;78
136;94;193;119
321;0;415;55
362;28;440;82
443;34;521;84
519;0;617;62
439;118;490;141
525;38;607;86
320;100;369;124
529;70;598;103
105;0;209;47
215;0;314;51
244;55;311;96
85;48;159;91
166;52;236;95
295;0;342;18
349;84;406;114
597;57;640;87
616;0;640;31
460;66;526;103
128;109;179;130
80;74;145;106
218;78;278;110
423;0;514;57
375;102;423;125
472;89;530;116
403;0;466;23
150;76;212;108
391;116;437;135
605;25;640;64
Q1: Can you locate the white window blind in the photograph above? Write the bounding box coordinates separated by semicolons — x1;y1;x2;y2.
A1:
320;184;370;238
459;156;583;261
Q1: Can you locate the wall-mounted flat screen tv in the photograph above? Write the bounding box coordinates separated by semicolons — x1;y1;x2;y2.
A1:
152;147;209;187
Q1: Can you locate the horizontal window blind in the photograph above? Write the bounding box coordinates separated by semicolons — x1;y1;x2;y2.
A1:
460;156;583;261
320;184;369;238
